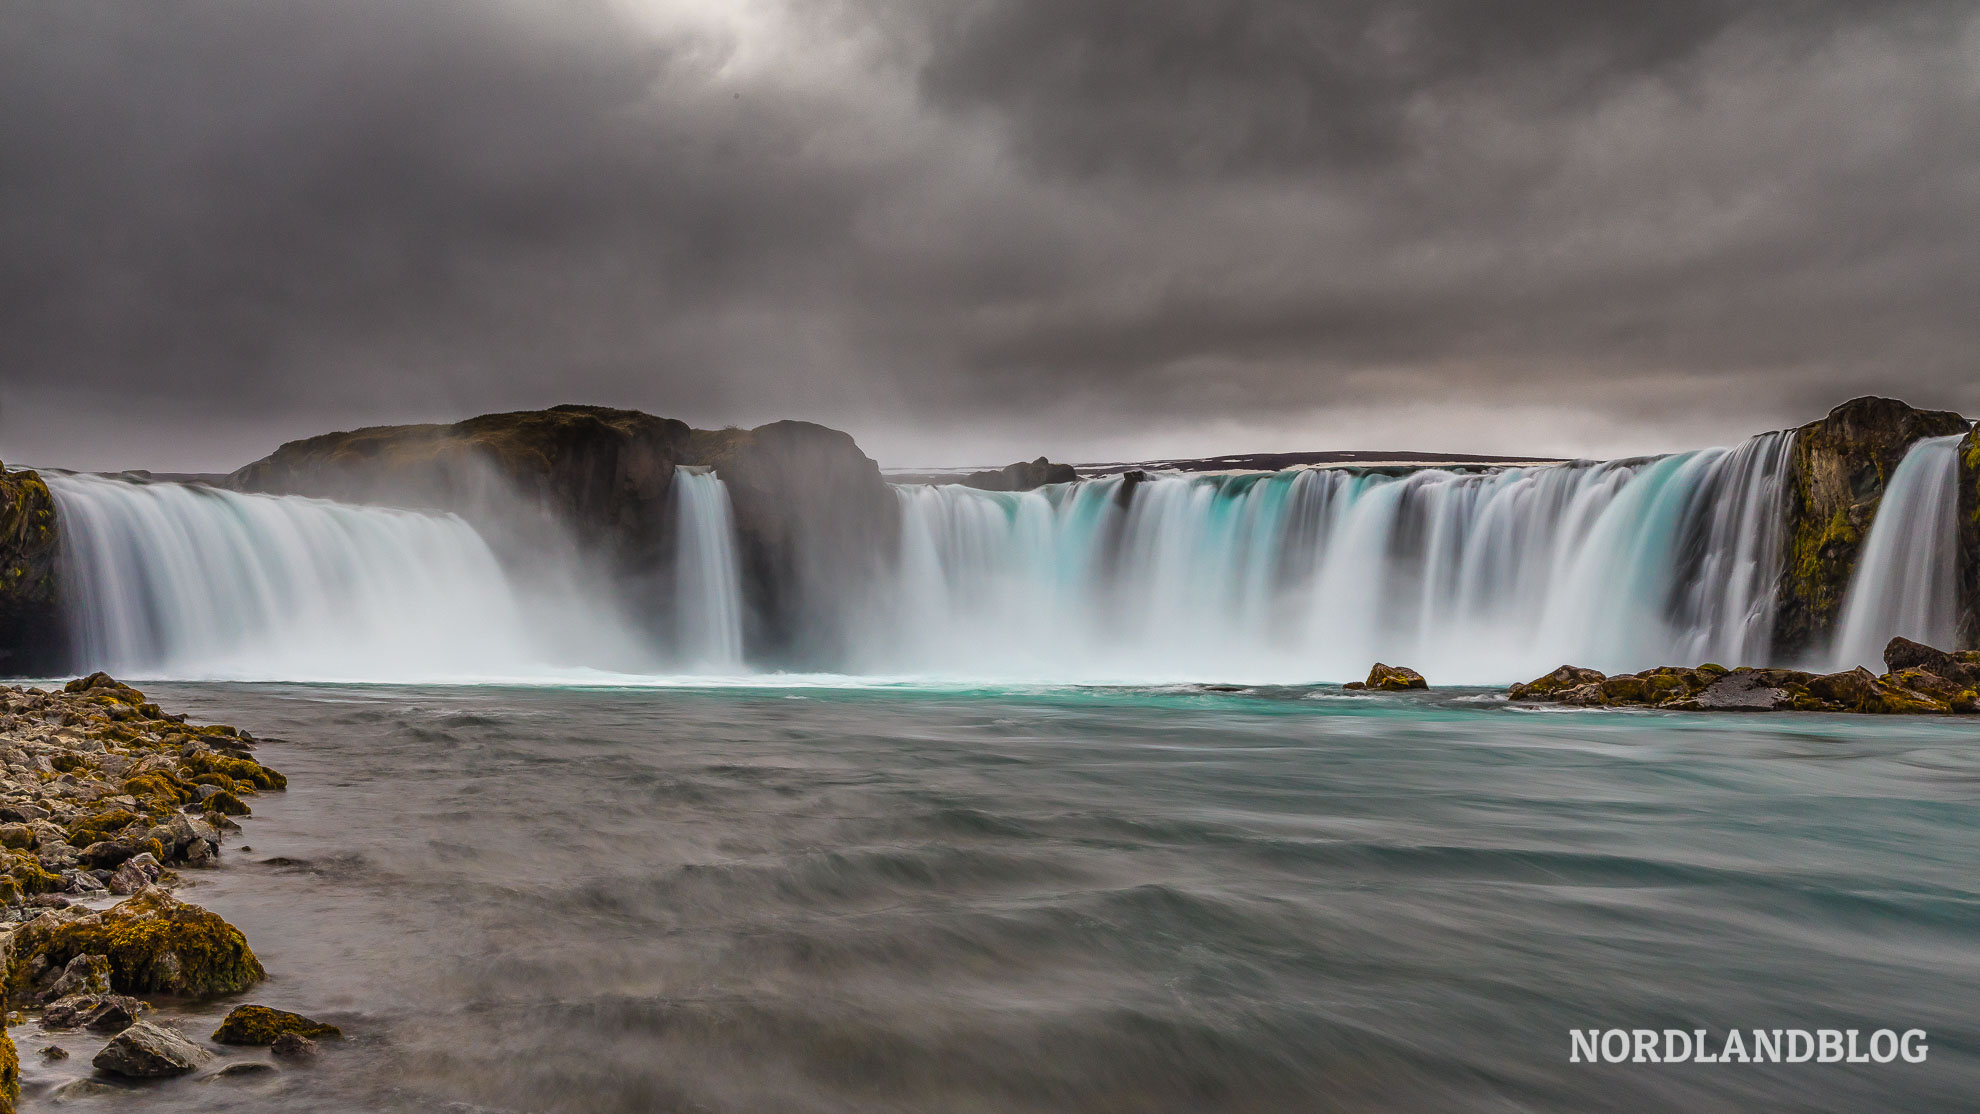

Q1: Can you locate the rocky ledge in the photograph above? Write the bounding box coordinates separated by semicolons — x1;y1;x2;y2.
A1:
0;673;335;1108
1508;637;1980;714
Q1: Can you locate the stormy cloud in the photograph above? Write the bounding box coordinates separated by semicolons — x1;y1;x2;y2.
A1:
2;0;1976;471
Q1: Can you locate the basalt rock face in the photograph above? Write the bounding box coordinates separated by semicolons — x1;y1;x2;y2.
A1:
229;407;900;665
962;457;1078;493
228;405;691;569
687;422;898;667
0;464;63;677
1773;397;1971;659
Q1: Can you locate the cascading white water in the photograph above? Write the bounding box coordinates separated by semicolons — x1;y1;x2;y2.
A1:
47;472;560;681
671;468;745;670
869;433;1797;684
1829;434;1968;670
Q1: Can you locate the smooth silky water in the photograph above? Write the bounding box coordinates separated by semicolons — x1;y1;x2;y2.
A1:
18;681;1978;1113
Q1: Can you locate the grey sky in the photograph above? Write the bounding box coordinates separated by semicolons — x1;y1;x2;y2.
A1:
3;0;1976;472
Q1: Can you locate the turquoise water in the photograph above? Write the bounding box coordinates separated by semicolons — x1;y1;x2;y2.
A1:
23;684;1980;1112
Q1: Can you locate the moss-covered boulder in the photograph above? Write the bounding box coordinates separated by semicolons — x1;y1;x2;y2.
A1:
1509;665;1608;700
6;886;263;1000
212;1004;341;1045
0;462;63;678
1774;398;1971;658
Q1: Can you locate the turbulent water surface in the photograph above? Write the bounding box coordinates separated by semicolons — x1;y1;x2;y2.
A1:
20;684;1979;1112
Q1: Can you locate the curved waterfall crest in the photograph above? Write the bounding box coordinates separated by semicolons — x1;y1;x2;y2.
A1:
48;472;557;681
874;433;1796;684
37;425;1972;685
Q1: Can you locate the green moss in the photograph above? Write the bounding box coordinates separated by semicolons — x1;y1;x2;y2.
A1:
0;1021;16;1114
0;852;61;896
211;1004;341;1045
47;754;86;774
7;888;264;1000
202;790;250;817
67;809;142;847
179;753;285;792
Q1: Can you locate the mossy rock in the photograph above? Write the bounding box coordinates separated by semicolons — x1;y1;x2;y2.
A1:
202;790;250;817
6;887;264;1000
0;1023;16;1114
1510;665;1607;700
178;754;286;792
212;1004;341;1045
67;809;143;847
1774;398;1970;657
1365;663;1428;691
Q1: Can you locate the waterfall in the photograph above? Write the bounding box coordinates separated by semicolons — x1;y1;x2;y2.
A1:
47;472;557;681
671;468;745;670
1830;434;1968;670
869;433;1796;684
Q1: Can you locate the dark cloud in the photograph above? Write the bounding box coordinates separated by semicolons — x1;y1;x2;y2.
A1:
1;0;1976;472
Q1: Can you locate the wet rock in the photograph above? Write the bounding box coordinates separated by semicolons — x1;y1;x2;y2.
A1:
0;463;63;677
1884;636;1980;686
38;1044;66;1060
1364;664;1428;691
50;1078;124;1101
40;954;110;1001
7;886;263;999
208;1060;277;1079
0;826;32;852
1774;397;1971;657
92;1020;213;1078
270;1032;318;1060
106;852;162;895
40;993;146;1033
1510;665;1608;700
212;1005;342;1045
78;839;141;871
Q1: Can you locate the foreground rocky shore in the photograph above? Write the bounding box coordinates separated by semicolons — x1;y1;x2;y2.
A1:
0;674;335;1108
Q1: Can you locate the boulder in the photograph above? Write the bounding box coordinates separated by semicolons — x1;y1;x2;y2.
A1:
92;1020;212;1078
39;954;111;1001
212;1004;342;1045
1364;664;1428;691
961;457;1079;492
1509;665;1608;701
6;885;263;999
1774;398;1971;658
1884;636;1980;686
0;463;64;678
41;993;145;1033
270;1032;318;1060
107;852;163;895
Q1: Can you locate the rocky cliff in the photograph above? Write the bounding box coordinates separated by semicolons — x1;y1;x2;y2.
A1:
961;457;1078;492
229;407;896;667
1771;397;1971;659
0;464;62;675
684;422;898;666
